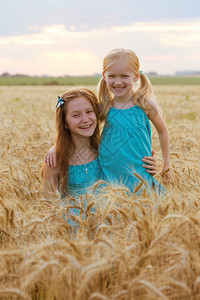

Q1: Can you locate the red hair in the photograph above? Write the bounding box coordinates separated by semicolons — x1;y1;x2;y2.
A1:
55;88;100;193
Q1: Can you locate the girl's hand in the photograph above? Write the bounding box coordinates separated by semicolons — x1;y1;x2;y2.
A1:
142;150;157;175
44;145;57;168
161;167;172;184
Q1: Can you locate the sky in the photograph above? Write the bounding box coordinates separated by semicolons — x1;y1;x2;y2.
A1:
1;0;200;76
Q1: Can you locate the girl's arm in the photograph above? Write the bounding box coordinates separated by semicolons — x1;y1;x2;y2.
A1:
146;101;172;183
45;145;58;168
42;162;60;198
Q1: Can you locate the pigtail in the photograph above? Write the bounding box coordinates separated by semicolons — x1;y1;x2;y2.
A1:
133;73;162;114
100;48;162;115
133;72;153;109
97;77;112;121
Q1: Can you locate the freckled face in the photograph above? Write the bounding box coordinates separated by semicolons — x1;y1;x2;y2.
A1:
65;96;97;140
103;60;139;99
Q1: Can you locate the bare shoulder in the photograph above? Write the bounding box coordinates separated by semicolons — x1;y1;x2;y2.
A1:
145;100;159;119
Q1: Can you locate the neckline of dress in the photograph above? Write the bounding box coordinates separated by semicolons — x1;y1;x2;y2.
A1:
68;156;99;167
110;104;138;111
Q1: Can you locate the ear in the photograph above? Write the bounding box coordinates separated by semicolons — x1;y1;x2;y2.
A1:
64;123;68;129
133;74;140;82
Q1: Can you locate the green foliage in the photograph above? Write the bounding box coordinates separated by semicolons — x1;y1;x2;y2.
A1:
0;75;200;86
0;76;101;86
149;76;200;85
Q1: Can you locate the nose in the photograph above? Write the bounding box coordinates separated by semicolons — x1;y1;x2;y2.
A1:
81;113;89;122
114;76;122;85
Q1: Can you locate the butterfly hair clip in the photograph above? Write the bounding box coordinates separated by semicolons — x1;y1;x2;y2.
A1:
56;96;65;108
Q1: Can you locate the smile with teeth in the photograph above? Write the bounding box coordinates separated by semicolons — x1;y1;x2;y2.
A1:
80;124;92;129
114;86;125;91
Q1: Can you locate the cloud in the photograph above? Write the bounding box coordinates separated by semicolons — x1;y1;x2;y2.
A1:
1;21;200;47
38;50;101;76
1;0;200;37
41;24;67;34
28;26;40;31
112;21;200;33
0;25;68;46
188;55;200;60
143;55;174;61
112;21;200;48
160;33;200;47
0;52;101;77
1;20;200;75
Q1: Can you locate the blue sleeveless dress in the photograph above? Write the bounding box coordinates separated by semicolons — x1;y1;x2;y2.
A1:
98;105;164;195
63;157;102;228
67;157;101;197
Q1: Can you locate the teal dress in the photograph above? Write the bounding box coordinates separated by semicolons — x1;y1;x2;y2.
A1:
63;157;102;228
67;157;101;197
98;105;164;195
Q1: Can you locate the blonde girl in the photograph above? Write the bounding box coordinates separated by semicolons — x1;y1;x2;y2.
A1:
98;48;171;193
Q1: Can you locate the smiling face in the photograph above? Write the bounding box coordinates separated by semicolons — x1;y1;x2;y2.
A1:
65;96;97;142
103;60;139;100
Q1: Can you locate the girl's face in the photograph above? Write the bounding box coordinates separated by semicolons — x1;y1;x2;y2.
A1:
103;60;139;99
65;96;97;140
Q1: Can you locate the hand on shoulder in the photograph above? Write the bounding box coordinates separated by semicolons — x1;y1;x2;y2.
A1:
44;145;61;168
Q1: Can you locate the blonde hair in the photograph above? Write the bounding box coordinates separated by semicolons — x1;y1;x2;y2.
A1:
97;48;158;120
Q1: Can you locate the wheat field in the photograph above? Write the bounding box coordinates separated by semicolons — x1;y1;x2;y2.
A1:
0;85;200;300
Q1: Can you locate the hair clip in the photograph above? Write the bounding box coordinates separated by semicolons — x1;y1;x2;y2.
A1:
139;70;143;76
56;96;65;108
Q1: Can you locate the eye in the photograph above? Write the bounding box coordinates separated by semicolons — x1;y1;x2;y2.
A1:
108;75;114;78
87;110;94;114
72;114;79;118
122;75;129;78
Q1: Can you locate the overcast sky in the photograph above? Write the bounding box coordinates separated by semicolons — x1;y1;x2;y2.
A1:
1;0;200;76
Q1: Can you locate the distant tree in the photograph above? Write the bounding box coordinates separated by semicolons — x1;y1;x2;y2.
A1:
1;72;10;77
